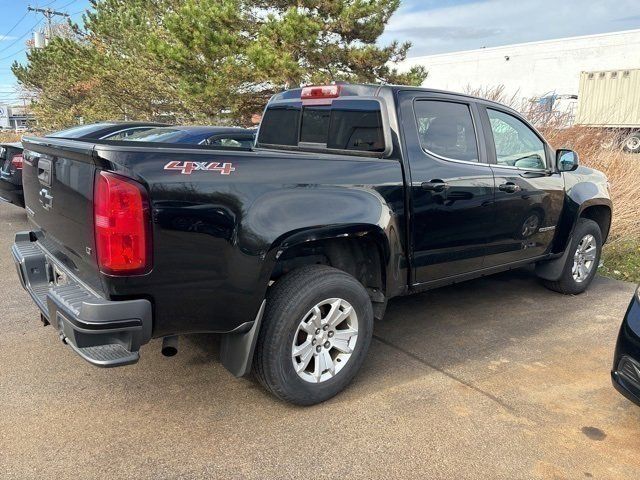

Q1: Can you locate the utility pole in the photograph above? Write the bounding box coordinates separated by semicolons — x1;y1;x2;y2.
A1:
27;5;70;42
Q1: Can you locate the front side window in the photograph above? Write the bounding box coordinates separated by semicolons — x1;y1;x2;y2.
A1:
487;109;546;170
414;100;479;162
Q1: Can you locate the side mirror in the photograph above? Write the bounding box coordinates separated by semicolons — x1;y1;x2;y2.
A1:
556;149;579;172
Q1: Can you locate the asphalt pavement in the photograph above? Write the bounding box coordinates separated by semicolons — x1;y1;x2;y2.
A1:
1;200;639;479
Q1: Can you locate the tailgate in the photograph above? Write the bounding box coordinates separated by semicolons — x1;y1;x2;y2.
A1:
21;136;103;293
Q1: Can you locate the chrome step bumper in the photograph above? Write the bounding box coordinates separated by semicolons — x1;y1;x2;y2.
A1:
12;231;152;367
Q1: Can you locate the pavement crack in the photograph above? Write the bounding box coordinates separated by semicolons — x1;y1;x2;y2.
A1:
372;334;516;414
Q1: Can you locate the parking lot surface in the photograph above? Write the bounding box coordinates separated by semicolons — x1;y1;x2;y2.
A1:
1;200;639;479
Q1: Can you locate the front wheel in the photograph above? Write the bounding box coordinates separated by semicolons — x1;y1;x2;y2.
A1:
541;218;602;295
253;265;374;405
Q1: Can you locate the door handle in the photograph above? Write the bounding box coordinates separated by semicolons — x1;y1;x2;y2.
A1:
498;182;521;193
421;180;449;193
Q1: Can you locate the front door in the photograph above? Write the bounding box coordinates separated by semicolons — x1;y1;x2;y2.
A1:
479;106;565;266
398;92;495;284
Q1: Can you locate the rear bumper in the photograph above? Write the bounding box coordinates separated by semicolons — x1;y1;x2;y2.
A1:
12;231;152;367
611;288;640;406
0;175;24;207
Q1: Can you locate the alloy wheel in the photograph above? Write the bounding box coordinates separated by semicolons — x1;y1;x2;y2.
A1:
572;234;597;283
291;298;359;383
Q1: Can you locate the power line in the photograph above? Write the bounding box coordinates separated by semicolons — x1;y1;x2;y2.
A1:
0;48;28;63
0;19;43;55
28;5;70;37
59;0;79;9
1;11;30;40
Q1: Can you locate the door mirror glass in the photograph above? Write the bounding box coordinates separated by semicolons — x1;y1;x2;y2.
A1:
556;149;579;172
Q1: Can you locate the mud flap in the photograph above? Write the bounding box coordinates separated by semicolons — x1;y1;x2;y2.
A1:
535;237;573;281
220;300;266;377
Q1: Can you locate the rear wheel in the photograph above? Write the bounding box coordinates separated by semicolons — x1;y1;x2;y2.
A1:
542;218;602;295
253;265;373;405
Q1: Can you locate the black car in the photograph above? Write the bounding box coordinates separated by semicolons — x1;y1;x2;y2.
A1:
0;142;25;206
0;122;167;208
126;125;256;147
612;286;640;406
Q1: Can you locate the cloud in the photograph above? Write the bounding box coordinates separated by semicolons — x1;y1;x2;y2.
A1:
382;0;640;56
391;26;503;41
0;35;17;42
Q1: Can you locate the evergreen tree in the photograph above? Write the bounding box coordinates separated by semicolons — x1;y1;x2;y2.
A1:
13;0;427;128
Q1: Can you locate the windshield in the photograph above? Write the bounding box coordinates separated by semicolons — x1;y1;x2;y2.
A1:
48;123;116;138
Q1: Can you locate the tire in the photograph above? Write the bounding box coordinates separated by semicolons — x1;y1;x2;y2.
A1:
253;265;374;405
542;218;602;295
623;131;640;154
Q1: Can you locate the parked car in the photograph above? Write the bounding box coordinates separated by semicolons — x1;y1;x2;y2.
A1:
612;286;640;406
0;121;167;207
14;84;612;405
0;142;25;206
126;125;256;147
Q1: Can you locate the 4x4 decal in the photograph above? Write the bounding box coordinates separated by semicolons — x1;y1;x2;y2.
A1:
164;161;236;175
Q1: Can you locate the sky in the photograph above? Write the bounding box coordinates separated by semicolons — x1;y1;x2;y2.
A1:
0;0;639;104
381;0;640;57
0;0;90;104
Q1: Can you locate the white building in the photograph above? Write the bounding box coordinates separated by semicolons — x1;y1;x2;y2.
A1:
0;104;31;130
400;29;640;105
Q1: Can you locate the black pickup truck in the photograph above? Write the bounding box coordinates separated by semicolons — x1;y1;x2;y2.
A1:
14;84;612;405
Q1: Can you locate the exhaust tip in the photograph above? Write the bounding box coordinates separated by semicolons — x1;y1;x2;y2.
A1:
161;335;178;357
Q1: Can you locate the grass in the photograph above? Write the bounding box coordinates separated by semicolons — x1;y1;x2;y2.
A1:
600;241;640;283
0;132;22;143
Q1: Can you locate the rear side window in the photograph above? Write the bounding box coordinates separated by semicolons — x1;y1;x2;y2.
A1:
414;100;479;162
258;99;386;154
259;105;301;146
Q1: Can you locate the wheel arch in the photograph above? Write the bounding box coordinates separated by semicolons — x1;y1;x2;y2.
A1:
579;203;612;244
553;196;612;254
266;224;393;319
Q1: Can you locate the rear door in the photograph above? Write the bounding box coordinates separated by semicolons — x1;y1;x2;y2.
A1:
398;91;495;284
479;105;564;266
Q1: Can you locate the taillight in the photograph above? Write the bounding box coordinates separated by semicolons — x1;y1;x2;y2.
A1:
11;154;23;170
94;171;152;275
301;85;341;99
